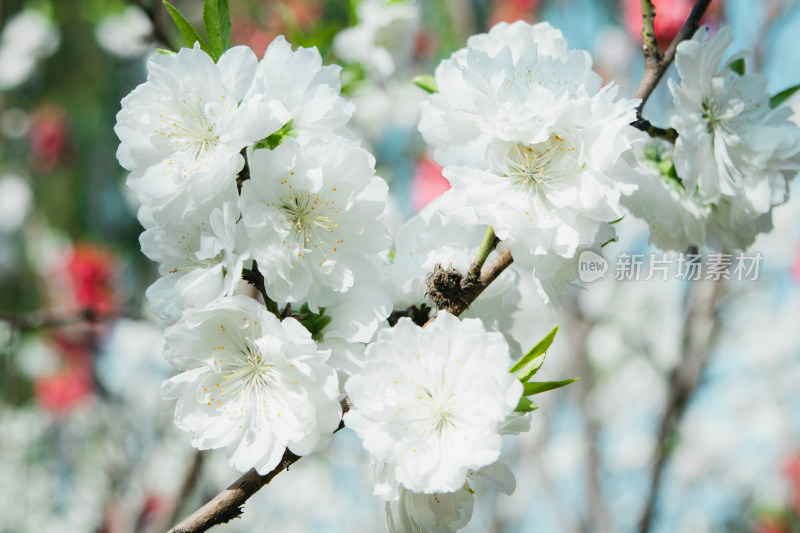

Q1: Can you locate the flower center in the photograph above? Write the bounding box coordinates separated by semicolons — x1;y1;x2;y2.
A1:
277;186;342;258
495;136;578;195
417;385;459;434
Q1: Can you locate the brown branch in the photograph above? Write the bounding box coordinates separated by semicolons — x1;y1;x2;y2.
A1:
632;0;713;136
167;398;352;533
425;247;514;321
638;276;723;533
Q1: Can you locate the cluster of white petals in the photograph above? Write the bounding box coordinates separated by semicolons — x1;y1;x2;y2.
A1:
117;36;393;475
626;26;800;251
418;21;641;304
345;312;524;497
240;137;390;310
161;296;341;474
117;44;289;207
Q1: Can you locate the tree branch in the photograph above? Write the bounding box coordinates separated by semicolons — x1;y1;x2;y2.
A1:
631;0;713;137
167;398;352;533
638;276;723;533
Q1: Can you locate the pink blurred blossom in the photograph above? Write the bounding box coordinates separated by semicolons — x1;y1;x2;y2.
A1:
410;157;450;212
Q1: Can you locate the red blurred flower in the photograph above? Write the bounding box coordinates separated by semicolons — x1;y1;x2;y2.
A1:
410;157;450;212
490;0;540;26
65;243;118;315
623;0;720;47
28;104;70;171
34;365;92;413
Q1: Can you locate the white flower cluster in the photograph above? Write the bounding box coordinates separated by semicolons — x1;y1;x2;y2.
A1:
116;38;393;475
115;13;799;532
623;27;800;251
418;21;642;305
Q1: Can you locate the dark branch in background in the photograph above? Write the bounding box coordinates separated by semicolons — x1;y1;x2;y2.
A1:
631;0;713;141
638;277;723;533
0;308;127;332
242;261;280;317
167;398;352;533
131;0;173;49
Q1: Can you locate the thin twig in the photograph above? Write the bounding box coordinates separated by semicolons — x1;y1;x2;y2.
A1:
638;276;723;533
468;226;499;278
631;0;713;138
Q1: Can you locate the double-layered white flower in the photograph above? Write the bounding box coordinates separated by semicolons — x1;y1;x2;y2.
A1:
669;27;800;217
160;295;341;474
239;137;390;311
116;44;289;207
344;312;522;494
248;36;354;139
139;182;248;324
418;21;640;291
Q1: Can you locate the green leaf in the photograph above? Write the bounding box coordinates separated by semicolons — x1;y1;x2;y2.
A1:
770;83;800;109
413;75;438;94
156;47;177;56
218;0;231;50
510;325;558;375
203;0;223;60
163;1;214;57
600;237;617;248
730;58;745;76
515;396;539;413
522;378;579;397
253;120;295;151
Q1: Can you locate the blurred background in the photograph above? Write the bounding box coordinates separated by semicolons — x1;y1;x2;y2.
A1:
1;0;800;531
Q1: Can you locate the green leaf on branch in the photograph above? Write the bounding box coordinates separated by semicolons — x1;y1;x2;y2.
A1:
296;303;332;342
163;1;214;57
253;120;295;151
413;75;438;94
203;0;224;60
157;48;177;56
523;378;580;397
770;83;800;109
515;397;539;413
729;58;745;76
510;325;558;377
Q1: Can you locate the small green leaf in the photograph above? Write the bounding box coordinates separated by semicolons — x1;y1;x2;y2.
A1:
203;0;223;60
253;120;295;151
770;83;800;109
515;397;539;413
218;0;231;50
730;58;745;76
609;215;625;225
413;75;438;94
163;1;214;57
600;237;617;248
510;325;558;374
157;47;177;56
523;378;579;397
